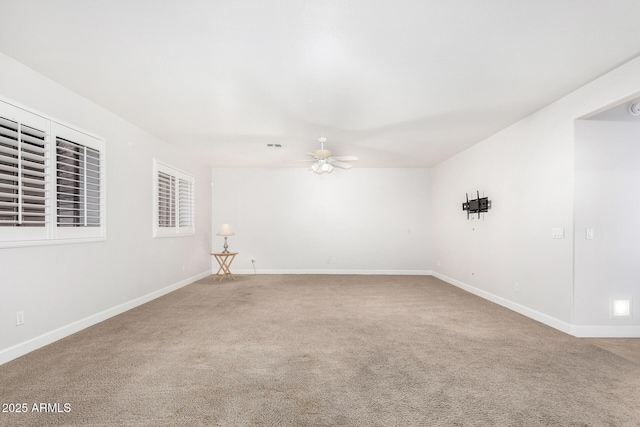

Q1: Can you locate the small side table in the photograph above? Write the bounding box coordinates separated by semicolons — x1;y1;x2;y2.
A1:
212;252;238;281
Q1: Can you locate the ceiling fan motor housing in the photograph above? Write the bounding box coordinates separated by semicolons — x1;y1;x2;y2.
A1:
314;149;332;159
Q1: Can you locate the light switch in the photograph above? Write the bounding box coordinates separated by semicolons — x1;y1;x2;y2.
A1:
586;228;594;240
552;228;565;239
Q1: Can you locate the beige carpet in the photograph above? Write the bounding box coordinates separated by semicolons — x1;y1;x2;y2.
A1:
583;338;640;365
1;275;639;426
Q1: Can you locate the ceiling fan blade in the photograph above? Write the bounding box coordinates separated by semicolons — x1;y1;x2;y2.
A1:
329;160;353;169
331;155;358;161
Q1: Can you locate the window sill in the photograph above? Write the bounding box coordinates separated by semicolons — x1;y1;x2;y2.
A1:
0;236;107;250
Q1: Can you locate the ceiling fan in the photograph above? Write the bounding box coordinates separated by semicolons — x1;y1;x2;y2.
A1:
301;137;358;174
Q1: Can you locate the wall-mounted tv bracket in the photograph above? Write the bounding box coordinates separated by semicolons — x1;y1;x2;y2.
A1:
462;191;491;219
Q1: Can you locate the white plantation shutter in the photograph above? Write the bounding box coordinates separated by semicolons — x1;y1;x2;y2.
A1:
0;116;47;228
178;178;194;228
0;99;105;247
158;171;175;228
153;160;194;237
56;137;102;227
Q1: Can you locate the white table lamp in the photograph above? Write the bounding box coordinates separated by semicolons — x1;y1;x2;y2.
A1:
216;223;235;253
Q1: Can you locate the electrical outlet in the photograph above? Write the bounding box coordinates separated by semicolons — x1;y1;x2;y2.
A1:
586;228;594;240
16;311;24;326
514;282;520;293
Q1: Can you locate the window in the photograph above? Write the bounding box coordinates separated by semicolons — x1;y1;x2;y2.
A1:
56;136;101;228
153;159;194;237
0;116;47;229
0;99;105;247
158;171;175;228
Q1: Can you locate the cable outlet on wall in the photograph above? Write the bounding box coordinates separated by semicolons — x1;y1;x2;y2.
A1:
251;258;255;263
16;311;24;326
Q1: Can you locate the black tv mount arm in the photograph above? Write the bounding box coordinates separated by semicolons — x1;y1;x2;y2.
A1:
462;191;491;219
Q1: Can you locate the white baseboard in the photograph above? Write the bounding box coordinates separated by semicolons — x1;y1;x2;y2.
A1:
0;270;211;366
432;271;574;336
231;269;433;275
433;272;640;338
571;325;640;338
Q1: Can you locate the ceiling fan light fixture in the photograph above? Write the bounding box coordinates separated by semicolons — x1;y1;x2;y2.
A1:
311;160;334;174
302;137;357;174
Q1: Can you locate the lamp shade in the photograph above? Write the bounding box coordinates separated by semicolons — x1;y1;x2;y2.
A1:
216;223;235;236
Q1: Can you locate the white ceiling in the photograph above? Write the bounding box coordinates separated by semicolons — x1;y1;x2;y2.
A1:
1;0;640;168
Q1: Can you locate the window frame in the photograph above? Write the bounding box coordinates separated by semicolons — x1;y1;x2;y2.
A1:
0;98;106;248
152;159;194;238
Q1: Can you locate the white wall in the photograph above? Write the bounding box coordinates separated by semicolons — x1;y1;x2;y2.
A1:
431;56;640;336
0;53;213;364
574;119;640;336
430;115;575;330
211;168;431;274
